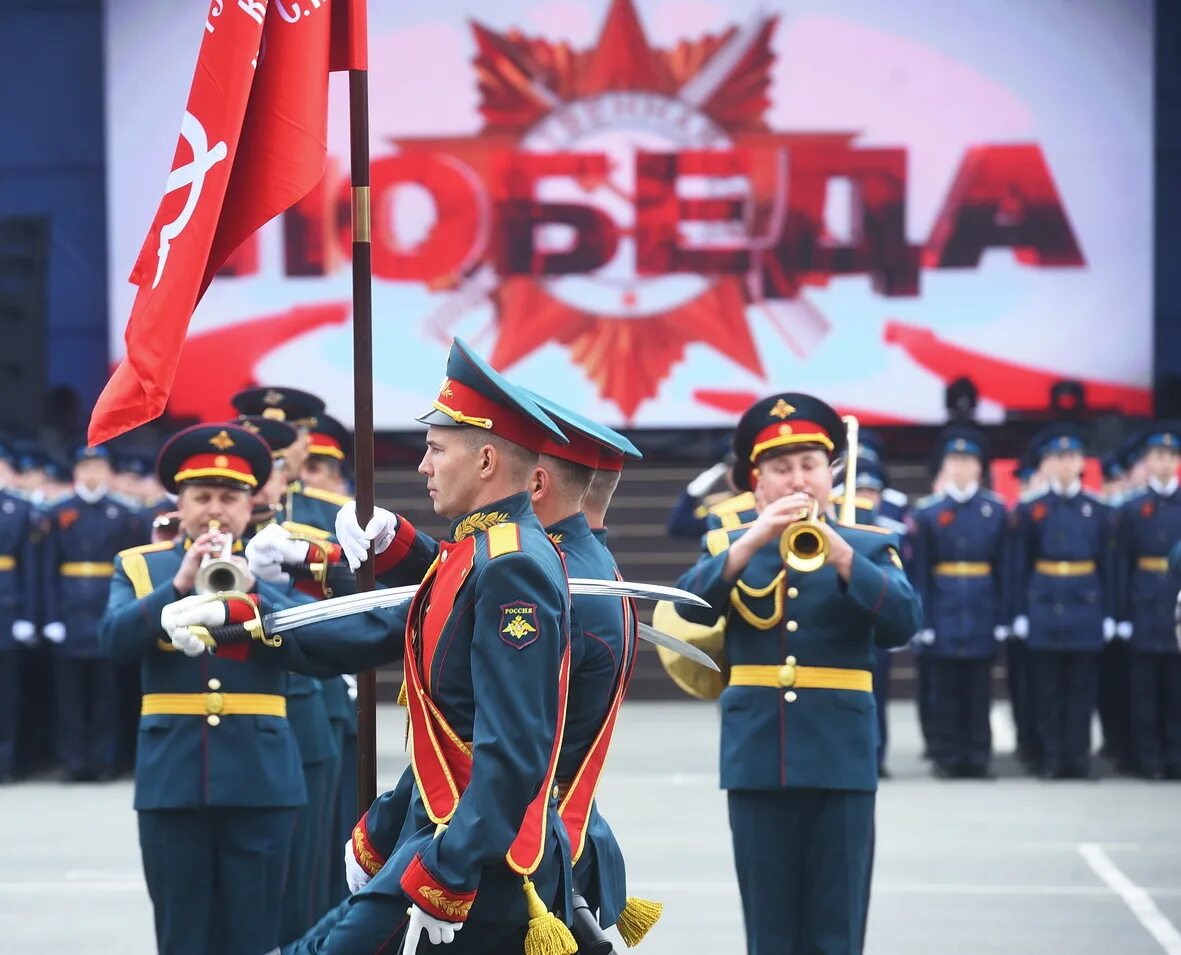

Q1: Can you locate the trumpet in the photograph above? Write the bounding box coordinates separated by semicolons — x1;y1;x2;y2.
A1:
779;499;828;572
778;414;861;574
195;520;251;594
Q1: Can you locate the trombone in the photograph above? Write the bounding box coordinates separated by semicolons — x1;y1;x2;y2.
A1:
778;415;860;573
195;520;251;594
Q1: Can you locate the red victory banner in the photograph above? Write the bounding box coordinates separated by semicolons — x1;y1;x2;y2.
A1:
89;0;366;446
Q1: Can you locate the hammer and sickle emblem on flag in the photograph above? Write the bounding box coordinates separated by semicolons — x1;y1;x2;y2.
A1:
153;110;228;289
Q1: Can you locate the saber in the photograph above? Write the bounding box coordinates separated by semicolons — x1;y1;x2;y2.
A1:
263;578;708;631
192;579;719;671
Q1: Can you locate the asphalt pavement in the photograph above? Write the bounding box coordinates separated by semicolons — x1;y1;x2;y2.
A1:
3;701;1180;954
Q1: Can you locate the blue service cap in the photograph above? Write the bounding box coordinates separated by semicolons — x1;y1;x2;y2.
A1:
935;424;988;463
855;459;886;491
417;338;567;453
1033;423;1088;461
73;445;111;464
1142;423;1181;453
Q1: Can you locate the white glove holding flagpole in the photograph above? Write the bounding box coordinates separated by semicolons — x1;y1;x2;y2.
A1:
335;500;398;571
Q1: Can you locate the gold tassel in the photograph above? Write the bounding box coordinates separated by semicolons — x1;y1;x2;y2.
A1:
616;896;663;947
521;877;577;955
396;680;408;707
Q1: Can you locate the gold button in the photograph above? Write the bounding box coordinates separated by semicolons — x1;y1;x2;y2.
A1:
207;678;222;691
778;662;797;688
205;692;225;716
785;656;797;666
786;621;798;632
553;785;560;800
787;587;799;598
785;691;798;703
207;715;221;727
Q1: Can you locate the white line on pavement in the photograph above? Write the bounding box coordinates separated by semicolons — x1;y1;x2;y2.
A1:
1079;843;1181;954
626;880;1181;898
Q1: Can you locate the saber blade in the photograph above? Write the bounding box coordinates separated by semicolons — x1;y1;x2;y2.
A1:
260;579;710;633
637;622;720;671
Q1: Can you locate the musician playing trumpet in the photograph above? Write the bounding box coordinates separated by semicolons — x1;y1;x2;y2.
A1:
666;393;922;955
99;423;306;955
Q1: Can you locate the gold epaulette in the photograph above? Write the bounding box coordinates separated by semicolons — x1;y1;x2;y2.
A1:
116;540;175;560
300;486;353;506
707;490;755;516
282;520;333;541
487;522;521;559
705;527;735;556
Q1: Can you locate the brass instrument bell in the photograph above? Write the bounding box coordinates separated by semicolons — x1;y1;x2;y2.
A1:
779;499;828;573
195;520;250;594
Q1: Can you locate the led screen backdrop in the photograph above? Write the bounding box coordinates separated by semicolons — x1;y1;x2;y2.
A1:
104;0;1153;428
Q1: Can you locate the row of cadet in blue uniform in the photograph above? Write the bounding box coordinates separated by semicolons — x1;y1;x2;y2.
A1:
0;393;371;945
99;342;662;955
668;421;1181;781
0;441;169;783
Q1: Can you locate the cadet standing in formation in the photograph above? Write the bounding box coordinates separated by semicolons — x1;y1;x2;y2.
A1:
663;393;922;955
0;444;38;782
1115;424;1181;778
42;445;140;780
1011;425;1113;779
910;426;1008;778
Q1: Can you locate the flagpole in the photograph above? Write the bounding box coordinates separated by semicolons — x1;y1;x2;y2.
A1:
348;64;378;815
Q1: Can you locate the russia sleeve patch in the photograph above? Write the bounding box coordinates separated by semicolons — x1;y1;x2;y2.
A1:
499;602;539;649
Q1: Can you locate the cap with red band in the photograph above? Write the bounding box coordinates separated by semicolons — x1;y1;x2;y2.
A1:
156;424;273;494
415;338;567;454
730;393;845;492
524;388;642;471
306;414;350;461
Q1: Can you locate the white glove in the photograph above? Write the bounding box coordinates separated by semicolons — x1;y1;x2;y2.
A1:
1102;618;1116;643
343;673;358;701
344;838;372;894
686;461;729;498
1117;621;1133;641
160;595;226;657
404;904;463;953
1012;616;1029;639
994;625;1010;643
335;501;398;571
11;620;36;644
245;523;310;584
42;622;66;644
917;629;935;646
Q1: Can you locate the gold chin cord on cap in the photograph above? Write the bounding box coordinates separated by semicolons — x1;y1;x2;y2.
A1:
778;415;859;574
431;400;493;430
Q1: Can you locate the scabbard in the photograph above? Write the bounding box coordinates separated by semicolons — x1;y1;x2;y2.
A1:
571;891;617;955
